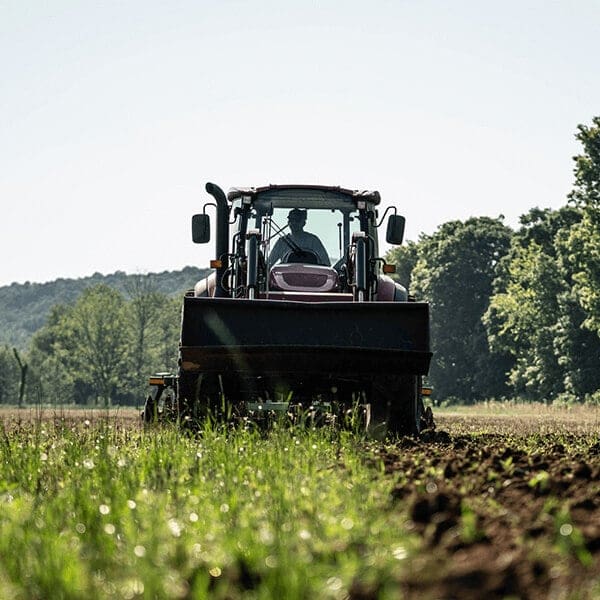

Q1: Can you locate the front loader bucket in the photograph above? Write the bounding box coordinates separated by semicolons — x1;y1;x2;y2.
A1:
179;297;431;379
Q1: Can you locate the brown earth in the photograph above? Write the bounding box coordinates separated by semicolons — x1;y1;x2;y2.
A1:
369;408;600;600
0;406;141;431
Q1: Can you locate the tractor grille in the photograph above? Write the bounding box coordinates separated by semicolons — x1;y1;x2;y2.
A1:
270;264;339;292
282;272;329;288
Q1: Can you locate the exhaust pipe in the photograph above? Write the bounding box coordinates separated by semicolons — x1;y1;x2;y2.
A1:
205;182;230;298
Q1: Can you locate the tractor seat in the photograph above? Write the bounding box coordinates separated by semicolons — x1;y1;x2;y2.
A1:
269;264;340;293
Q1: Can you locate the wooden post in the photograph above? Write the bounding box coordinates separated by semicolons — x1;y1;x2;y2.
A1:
12;348;28;408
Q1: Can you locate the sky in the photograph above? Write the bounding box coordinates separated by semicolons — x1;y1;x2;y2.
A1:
1;0;599;287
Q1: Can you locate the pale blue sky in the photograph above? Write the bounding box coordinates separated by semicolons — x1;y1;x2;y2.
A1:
1;1;599;286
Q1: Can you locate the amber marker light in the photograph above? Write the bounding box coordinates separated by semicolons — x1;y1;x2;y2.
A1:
383;264;396;274
210;259;222;268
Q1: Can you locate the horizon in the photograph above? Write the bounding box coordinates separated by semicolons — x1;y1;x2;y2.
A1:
0;264;210;289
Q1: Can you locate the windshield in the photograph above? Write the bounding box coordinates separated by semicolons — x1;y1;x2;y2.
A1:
230;189;377;269
260;206;361;267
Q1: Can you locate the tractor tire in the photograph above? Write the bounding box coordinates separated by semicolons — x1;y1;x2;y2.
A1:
177;372;202;421
142;394;156;423
178;372;234;424
370;374;422;437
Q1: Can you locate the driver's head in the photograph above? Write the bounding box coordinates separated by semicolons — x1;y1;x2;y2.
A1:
288;209;307;233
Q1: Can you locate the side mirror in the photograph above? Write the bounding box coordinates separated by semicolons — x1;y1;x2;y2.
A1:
192;214;210;243
386;214;405;245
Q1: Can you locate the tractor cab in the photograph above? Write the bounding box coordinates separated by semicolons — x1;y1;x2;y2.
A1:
193;184;406;301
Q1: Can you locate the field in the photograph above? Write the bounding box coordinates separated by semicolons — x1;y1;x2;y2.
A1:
0;404;598;599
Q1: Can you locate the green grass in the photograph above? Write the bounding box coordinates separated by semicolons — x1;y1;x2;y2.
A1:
0;421;415;599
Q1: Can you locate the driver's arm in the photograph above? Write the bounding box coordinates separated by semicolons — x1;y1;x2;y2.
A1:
312;237;331;266
268;238;284;267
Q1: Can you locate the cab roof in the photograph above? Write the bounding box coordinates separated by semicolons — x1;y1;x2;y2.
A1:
227;184;381;205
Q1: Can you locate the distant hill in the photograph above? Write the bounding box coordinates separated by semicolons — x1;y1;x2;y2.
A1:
0;266;210;350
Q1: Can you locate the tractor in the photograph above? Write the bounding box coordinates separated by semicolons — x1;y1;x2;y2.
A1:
143;182;432;435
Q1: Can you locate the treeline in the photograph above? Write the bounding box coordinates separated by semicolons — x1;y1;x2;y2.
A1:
0;278;184;406
0;266;208;350
387;117;600;404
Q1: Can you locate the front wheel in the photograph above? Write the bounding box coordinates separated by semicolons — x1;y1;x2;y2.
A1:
178;372;239;424
370;375;423;437
142;394;156;423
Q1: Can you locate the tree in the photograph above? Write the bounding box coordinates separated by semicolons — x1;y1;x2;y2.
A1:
12;348;27;407
123;277;182;404
124;275;163;395
485;206;600;400
566;117;600;337
0;346;19;404
26;282;184;406
68;285;130;405
485;235;564;399
29;286;130;405
27;304;77;404
411;217;512;403
385;240;420;293
154;295;181;373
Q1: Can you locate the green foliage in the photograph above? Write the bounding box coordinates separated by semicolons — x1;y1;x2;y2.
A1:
28;286;130;406
384;117;600;404
0;346;19;405
410;217;513;403
0;268;204;406
566;117;600;337
459;502;485;544
70;286;131;405
485;222;564;398
554;508;593;567
485;204;600;401
150;295;181;375
26;304;79;405
528;470;550;493
24;283;182;406
0;266;208;351
384;240;419;292
123;276;180;399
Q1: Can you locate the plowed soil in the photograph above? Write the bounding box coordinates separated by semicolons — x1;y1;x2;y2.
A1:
376;407;600;599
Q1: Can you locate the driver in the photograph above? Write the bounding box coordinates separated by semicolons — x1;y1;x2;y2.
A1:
268;209;330;267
